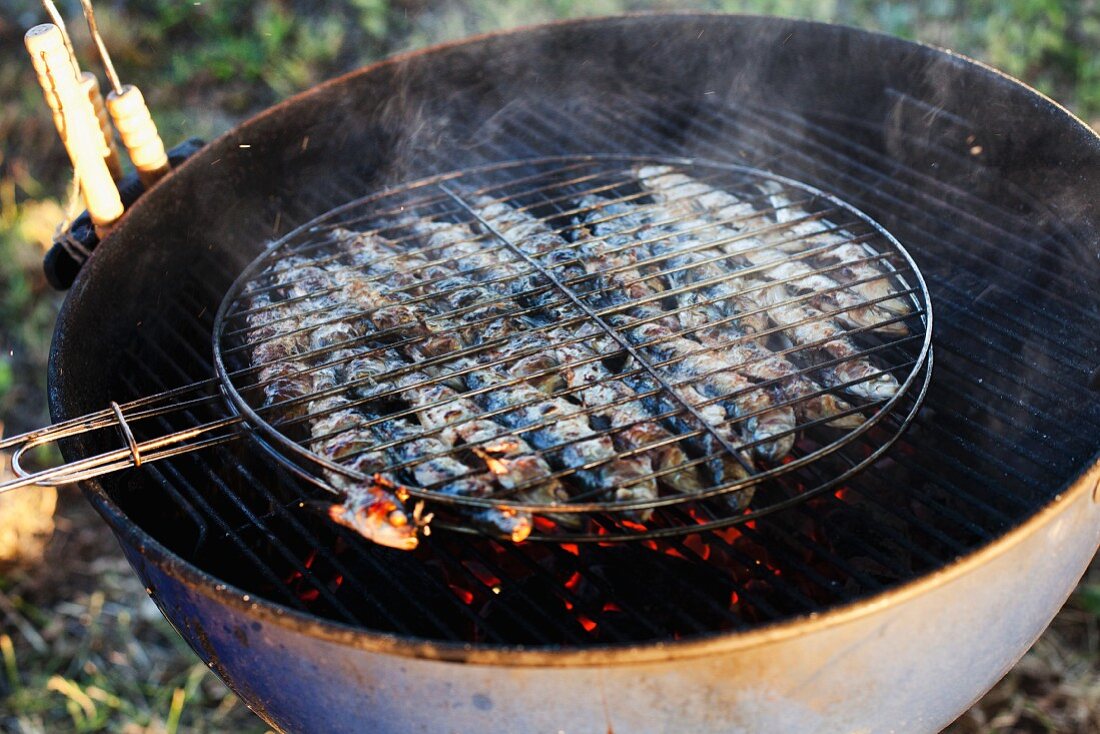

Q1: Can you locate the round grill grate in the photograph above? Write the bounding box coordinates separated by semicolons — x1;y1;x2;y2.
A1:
213;156;933;543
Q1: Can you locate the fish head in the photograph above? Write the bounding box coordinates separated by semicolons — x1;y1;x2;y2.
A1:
327;489;422;551
489;508;533;543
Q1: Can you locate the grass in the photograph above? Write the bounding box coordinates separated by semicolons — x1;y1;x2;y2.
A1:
0;497;266;732
0;1;1098;731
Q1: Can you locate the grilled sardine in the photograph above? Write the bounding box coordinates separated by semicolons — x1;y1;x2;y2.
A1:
245;259;419;550
578;196;861;429
635;166;906;336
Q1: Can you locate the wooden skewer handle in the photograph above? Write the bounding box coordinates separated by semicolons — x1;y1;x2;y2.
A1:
26;31;66;137
80;72;123;181
25;24;123;229
107;85;169;187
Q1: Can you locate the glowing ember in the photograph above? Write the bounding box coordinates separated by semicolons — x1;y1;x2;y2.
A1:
578;615;597;632
657;544;687;560
682;534;711;560
713;526;742;545
463;561;502;589
449;584;475;605
533;516;558;533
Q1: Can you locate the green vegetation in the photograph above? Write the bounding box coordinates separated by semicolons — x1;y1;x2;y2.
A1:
0;1;1097;731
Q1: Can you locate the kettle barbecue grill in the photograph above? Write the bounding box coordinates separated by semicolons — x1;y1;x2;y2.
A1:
9;14;1100;733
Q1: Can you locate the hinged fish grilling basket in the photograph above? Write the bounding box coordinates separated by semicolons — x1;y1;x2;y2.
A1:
1;156;932;547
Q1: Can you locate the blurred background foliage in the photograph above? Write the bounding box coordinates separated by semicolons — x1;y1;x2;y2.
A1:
0;1;1098;731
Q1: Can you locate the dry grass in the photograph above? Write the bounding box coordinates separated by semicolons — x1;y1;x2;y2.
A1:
0;482;56;565
0;495;267;733
950;562;1100;734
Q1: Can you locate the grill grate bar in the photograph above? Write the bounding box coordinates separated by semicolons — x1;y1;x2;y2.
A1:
490;540;692;636
142;302;404;626
259;315;913;479
230;164;780;315
421;536;572;645
568;90;1095;385
227;242;915;435
117;368;310;612
656;508;821;615
762;102;1096;309
226;241;911;415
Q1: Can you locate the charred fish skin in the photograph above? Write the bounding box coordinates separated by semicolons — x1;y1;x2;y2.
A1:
450;202;683;507
398;216;665;515
563;200;759;495
379;413;531;543
272;251;527;544
304;254;535;542
391;367;564;513
463;194;766;508
634;166;906;337
243;262;419;550
758;180;913;320
631;168;900;403
544;323;707;502
330;227;581;527
380;218;658;508
553;196;794;464
348;350;533;543
589;196;863;430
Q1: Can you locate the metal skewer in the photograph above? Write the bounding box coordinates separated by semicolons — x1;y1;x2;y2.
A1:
40;0;123;180
78;0;170;187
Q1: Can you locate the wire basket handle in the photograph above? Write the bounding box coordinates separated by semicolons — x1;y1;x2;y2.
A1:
0;384;241;493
